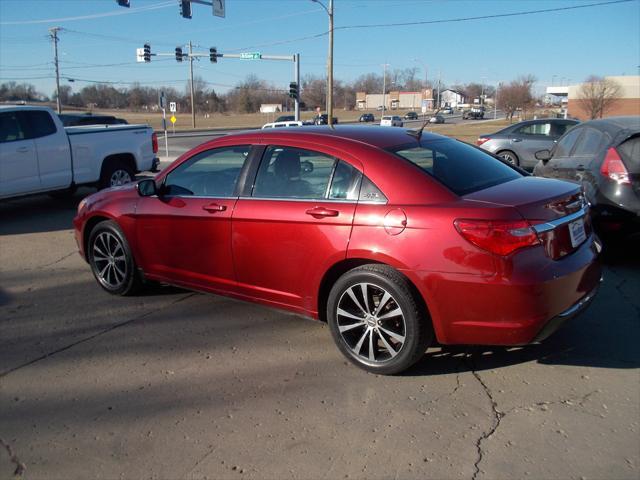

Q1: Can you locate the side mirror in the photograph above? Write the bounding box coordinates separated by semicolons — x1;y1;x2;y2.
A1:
535;149;552;163
137;178;158;197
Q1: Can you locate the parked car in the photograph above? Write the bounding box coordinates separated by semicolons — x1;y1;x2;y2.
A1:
58;113;128;127
262;121;303;129
0;105;159;200
533;116;639;234
429;115;445;124
314;114;338;125
404;111;418;120
381;115;403;127
462;107;485;120
477;118;579;169
441;107;454;114
74;126;602;375
359;113;375;123
275;115;295;123
376;106;384;111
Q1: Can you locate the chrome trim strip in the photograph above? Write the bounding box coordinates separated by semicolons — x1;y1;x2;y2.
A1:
558;283;599;318
532;207;588;234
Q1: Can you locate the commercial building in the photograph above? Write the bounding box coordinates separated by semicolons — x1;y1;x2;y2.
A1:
356;89;434;110
563;76;639;120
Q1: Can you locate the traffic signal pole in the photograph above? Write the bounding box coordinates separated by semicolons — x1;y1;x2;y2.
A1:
188;41;196;128
294;53;300;122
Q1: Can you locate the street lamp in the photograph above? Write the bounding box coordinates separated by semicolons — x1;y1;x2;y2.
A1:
311;0;334;127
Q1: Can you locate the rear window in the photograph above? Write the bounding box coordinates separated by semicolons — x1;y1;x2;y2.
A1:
388;139;522;196
618;135;639;172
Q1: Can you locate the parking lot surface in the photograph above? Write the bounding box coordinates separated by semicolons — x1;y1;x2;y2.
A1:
1;192;639;480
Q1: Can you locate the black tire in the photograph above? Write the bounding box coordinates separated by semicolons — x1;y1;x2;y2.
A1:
99;159;135;190
327;264;433;375
87;220;143;296
498;150;519;166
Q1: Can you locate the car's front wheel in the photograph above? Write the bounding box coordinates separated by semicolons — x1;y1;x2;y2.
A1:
498;150;519;166
88;220;142;296
327;265;433;375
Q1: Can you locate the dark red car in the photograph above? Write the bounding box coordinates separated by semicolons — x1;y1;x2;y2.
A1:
73;126;602;374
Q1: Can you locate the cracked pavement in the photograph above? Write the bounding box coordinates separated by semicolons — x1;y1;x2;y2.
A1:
1;193;639;480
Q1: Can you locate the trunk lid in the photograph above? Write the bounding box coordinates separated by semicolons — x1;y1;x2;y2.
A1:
463;177;590;259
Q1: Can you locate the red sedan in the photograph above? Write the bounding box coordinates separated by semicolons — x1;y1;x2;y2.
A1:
73;126;602;374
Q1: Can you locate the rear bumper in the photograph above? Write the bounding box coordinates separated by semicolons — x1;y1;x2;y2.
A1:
531;280;600;343
408;234;603;346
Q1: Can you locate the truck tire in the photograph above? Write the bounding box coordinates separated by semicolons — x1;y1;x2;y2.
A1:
99;159;135;190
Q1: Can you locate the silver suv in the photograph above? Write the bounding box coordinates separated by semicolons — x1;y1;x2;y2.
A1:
477;118;579;169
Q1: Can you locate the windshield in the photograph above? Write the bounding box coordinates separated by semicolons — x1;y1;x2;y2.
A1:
387;138;522;196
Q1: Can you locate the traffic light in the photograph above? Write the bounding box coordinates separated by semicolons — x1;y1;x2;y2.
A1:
143;43;151;63
179;0;191;19
175;47;183;62
289;82;298;100
209;47;217;63
116;0;130;7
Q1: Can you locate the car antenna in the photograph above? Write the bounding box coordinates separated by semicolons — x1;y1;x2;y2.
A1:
408;108;441;142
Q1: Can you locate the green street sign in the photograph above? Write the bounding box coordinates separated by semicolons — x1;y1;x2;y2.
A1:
240;52;261;60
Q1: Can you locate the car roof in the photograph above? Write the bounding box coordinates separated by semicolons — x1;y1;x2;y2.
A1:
579;116;639;132
217;125;445;149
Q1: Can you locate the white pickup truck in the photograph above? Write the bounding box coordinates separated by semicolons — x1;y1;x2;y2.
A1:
0;105;159;200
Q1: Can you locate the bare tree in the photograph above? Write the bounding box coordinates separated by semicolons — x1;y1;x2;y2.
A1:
497;75;536;122
577;76;622;119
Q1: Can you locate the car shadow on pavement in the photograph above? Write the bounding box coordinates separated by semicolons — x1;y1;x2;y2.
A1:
0;188;94;236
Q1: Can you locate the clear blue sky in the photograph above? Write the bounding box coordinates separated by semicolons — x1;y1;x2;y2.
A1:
0;0;638;98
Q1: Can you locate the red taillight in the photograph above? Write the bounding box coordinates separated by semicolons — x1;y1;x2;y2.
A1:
152;132;159;154
454;219;540;256
476;137;489;146
600;147;630;184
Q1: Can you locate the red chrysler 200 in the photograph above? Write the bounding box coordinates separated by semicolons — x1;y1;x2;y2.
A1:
73;126;602;374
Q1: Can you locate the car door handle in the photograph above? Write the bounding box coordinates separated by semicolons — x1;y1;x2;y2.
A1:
16;146;30;153
576;165;585;171
511;138;522;142
306;207;339;218
202;203;227;213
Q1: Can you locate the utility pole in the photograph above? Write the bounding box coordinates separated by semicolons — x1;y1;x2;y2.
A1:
382;63;389;115
437;70;441;109
49;27;62;114
188;41;196;128
327;0;334;127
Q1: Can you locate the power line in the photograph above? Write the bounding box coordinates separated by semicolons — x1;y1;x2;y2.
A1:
334;0;633;31
0;1;174;26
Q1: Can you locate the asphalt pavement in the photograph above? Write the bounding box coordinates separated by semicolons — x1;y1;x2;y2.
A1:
1;191;638;480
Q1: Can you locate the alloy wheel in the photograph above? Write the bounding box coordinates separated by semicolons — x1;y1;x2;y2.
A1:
92;231;128;289
110;169;132;186
336;282;406;363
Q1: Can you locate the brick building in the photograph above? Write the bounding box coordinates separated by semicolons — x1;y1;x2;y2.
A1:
567;75;640;120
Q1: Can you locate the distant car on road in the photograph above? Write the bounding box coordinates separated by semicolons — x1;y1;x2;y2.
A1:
477;118;579;169
441;107;454;114
275;115;295;123
58;113;128;127
404;111;418;120
314;114;338;125
429;115;445;124
359;113;375;123
381;115;403;127
533;116;639;234
262;121;303;129
462;107;485;120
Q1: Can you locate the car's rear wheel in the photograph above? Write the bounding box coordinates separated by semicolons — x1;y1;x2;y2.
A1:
498;150;519;166
88;220;142;296
327;265;432;375
99;159;135;190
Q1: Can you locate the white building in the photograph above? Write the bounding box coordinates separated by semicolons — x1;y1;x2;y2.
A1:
439;89;466;108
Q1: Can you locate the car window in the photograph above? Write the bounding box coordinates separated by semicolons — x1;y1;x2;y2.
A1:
554;128;583;157
164;145;250;197
553;121;577;137
0;111;26;143
329;160;362;200
389;139;521;196
516;122;551;136
617;135;639;171
21;111;57;138
253;146;338;199
572;128;605;157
